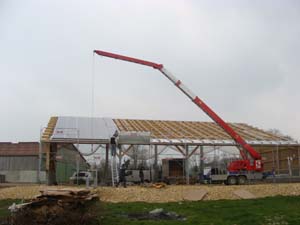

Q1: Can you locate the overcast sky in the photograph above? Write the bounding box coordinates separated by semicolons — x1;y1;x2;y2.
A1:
0;0;299;142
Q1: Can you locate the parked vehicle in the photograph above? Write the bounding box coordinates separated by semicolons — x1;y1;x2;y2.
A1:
70;171;93;184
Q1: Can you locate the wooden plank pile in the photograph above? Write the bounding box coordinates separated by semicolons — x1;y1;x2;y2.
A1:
38;188;98;202
9;188;98;212
8;188;99;225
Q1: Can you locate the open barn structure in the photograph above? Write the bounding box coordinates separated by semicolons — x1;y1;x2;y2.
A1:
41;116;300;185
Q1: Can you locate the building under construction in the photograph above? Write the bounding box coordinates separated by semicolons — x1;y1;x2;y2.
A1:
41;116;300;184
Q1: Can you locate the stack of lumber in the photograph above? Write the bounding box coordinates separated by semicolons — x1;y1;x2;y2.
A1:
8;188;99;225
9;188;98;211
37;188;98;204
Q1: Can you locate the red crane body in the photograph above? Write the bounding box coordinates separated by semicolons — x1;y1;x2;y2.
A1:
94;50;263;173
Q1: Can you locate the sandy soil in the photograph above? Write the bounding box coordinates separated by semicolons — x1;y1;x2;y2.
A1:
1;183;300;202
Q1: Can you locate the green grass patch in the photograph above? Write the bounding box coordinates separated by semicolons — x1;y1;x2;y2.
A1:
0;199;21;219
101;196;300;225
1;196;300;224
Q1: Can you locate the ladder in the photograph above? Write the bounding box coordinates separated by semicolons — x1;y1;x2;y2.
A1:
111;155;119;186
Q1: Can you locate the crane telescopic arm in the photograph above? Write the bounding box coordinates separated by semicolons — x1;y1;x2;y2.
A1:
93;50;262;168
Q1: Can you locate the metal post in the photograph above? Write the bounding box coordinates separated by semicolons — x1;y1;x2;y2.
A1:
154;145;158;182
118;145;122;166
48;143;57;185
76;155;80;185
276;145;280;174
185;145;189;185
272;148;275;171
93;169;98;187
298;146;300;176
86;176;89;188
105;144;109;182
272;147;275;182
38;128;43;184
199;146;204;183
76;129;80;185
213;146;216;169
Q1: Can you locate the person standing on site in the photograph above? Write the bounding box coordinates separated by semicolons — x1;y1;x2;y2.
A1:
116;164;127;188
139;167;144;184
110;130;118;156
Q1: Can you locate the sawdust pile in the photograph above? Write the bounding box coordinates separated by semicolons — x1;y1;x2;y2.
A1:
97;183;300;202
1;183;300;202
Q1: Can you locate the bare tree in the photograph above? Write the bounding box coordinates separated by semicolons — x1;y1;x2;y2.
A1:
268;128;295;141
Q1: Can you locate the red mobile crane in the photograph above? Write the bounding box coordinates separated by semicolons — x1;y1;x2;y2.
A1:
94;50;263;185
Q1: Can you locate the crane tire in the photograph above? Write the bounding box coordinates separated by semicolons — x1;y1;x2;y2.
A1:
227;176;237;185
238;175;247;185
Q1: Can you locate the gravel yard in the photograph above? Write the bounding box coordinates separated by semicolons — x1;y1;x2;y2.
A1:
1;183;300;202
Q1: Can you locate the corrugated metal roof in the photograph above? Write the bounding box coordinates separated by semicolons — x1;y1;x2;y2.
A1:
50;117;117;143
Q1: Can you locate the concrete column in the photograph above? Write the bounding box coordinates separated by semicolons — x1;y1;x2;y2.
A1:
185;145;189;185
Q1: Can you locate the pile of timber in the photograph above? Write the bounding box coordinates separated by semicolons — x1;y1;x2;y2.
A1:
38;188;98;204
8;188;99;225
9;188;98;212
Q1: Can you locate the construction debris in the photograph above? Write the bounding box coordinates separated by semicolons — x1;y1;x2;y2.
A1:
151;183;166;189
233;189;257;199
7;188;99;225
183;189;208;201
127;208;186;221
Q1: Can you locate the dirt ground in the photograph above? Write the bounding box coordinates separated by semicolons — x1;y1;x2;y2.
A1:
1;183;300;202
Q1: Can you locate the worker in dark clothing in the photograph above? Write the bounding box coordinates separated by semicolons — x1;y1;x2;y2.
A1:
116;164;127;188
110;130;118;156
139;167;144;184
110;136;116;156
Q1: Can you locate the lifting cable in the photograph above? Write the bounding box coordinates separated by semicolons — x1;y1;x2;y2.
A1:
90;52;96;153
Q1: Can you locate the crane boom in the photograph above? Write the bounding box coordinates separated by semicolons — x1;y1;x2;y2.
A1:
94;50;263;172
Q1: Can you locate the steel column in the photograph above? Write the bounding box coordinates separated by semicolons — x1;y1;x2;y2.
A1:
154;145;158;182
199;146;204;182
105;144;109;182
185;145;189;185
276;145;280;174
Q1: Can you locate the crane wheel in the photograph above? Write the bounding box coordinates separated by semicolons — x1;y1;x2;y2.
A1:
237;176;247;185
227;176;237;185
